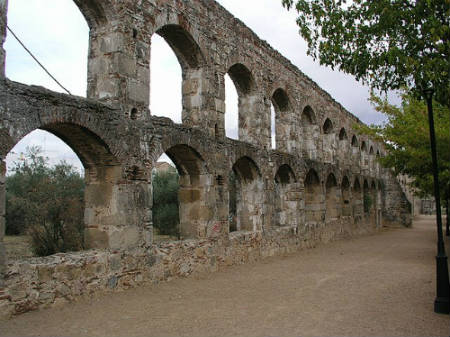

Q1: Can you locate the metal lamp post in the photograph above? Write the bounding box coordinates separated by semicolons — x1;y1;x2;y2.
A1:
423;87;450;314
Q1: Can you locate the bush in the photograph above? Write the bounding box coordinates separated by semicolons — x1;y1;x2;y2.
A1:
5;146;85;256
152;169;180;237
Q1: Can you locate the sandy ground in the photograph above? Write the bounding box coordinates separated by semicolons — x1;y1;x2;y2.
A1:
1;215;449;336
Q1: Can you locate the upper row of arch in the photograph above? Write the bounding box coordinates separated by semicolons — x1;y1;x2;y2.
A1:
51;1;383;155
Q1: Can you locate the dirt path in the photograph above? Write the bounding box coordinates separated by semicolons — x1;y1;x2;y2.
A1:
1;216;449;336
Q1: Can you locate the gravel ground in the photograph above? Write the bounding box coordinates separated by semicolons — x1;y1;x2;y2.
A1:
1;215;449;336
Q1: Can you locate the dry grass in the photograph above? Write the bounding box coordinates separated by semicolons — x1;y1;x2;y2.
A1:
4;235;34;261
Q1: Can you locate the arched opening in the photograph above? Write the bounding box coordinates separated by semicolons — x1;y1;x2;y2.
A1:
230;156;263;232
341;176;351;216
304;169;323;223
274;164;297;227
361;141;368;169
352;178;363;222
351;135;360;168
226;64;257;144
301;106;319;160
150;33;182;123
4;130;84;259
5;0;89;96
322;118;335;163
151;156;180;242
369;146;375;172
376;150;381;175
151;25;206;126
325;173;339;221
224;74;239;140
3;124;121;260
323;119;333;134
271;103;276;149
338;127;349;165
271;88;291;151
158;144;211;240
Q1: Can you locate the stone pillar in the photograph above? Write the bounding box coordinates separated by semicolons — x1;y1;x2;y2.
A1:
84;166;151;251
0;0;8;77
181;68;218;137
0;160;6;287
87;23;150;119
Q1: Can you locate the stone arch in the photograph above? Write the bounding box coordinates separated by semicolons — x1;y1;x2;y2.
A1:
338;127;349;166
155;24;206;71
360;141;368;170
152;24;208;128
341;175;351;216
323;118;333;134
325;173;339;221
274;164;298;227
375;149;381;175
158;144;212;239
369;145;375;173
1;121;131;252
156;144;212;239
230;156;263;232
72;0;115;28
351;135;360;169
271;88;292;151
226;63;261;145
322;118;336;163
304;168;323;223
301;105;317;125
301;106;319;160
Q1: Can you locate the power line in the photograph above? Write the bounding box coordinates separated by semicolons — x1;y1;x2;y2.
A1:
6;24;72;95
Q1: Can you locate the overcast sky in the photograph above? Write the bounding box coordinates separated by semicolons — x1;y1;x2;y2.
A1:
3;0;395;174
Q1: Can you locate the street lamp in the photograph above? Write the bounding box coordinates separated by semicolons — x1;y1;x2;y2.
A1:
423;87;450;314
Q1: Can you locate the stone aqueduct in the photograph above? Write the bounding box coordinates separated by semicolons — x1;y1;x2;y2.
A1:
0;0;410;316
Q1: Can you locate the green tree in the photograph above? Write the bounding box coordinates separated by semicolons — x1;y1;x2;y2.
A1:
281;0;450;105
152;169;180;238
6;146;85;256
360;93;450;199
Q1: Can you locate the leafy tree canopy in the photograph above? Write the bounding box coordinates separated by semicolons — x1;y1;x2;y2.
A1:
357;93;450;198
281;0;450;105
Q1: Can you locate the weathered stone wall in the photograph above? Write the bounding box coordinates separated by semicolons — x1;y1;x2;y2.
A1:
0;0;411;318
1;215;373;318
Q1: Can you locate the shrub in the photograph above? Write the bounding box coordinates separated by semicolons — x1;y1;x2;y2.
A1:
5;146;85;256
152;169;180;237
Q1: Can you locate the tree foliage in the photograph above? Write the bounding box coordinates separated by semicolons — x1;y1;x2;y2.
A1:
6;146;85;256
152;169;180;238
281;0;450;105
358;93;450;198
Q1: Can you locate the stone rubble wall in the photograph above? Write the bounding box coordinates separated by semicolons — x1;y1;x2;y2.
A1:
1;218;374;318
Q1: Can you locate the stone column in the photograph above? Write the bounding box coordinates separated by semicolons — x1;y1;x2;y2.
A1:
87;22;150;120
84;165;151;251
0;0;8;77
